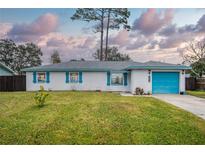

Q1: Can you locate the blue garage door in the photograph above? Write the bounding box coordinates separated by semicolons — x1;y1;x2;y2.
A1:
152;72;179;94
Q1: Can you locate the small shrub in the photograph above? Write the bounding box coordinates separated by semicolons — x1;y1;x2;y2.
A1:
34;86;49;107
135;87;144;95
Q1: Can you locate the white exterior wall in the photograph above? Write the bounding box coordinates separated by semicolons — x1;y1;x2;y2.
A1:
180;70;185;92
130;70;186;94
26;70;186;93
26;72;130;92
130;70;151;94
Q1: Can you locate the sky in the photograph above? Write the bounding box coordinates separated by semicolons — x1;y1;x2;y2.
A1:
0;8;205;64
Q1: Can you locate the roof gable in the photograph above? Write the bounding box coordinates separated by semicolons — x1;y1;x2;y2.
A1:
0;62;16;75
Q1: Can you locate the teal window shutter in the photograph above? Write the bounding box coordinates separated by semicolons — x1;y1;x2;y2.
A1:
123;72;128;86
66;72;69;83
79;72;83;83
107;72;110;86
33;72;37;83
46;72;50;83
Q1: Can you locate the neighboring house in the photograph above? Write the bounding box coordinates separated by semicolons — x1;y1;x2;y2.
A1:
0;62;16;76
21;60;191;94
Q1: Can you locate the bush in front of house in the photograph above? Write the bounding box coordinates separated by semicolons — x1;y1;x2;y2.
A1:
34;86;49;107
135;87;144;95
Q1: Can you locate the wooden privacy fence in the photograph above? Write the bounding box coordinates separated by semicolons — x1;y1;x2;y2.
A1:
196;78;205;90
0;75;26;91
186;77;196;90
186;77;205;90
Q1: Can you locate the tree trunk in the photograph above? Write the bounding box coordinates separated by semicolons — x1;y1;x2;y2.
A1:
100;9;104;61
105;9;111;61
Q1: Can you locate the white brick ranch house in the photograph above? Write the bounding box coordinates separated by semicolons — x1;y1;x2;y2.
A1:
21;61;191;94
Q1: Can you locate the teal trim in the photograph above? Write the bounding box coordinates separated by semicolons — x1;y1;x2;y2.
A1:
46;72;50;83
0;66;13;76
79;72;83;83
33;72;37;83
66;72;69;83
126;65;191;70
107;72;110;86
22;68;114;72
21;65;191;72
123;72;128;86
110;70;129;73
0;62;16;75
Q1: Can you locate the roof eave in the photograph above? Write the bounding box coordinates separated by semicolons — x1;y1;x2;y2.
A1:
126;66;192;70
0;62;16;75
21;68;127;72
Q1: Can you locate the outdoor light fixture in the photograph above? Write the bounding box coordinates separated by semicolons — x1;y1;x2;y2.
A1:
148;70;151;82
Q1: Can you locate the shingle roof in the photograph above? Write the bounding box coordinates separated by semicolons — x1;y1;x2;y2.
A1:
125;60;191;70
21;60;191;72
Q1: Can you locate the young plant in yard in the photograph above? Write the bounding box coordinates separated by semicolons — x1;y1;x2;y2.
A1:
34;86;49;107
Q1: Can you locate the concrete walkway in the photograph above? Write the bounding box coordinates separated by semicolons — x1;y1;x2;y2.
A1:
153;94;205;120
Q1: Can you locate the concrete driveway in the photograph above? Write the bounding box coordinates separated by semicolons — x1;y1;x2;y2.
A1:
153;94;205;120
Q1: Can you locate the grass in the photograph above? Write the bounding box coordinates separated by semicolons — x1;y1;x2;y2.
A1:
0;91;205;145
187;90;205;99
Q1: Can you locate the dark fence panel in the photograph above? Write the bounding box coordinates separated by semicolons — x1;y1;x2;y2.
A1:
196;78;205;90
0;75;26;91
186;77;196;90
186;77;205;90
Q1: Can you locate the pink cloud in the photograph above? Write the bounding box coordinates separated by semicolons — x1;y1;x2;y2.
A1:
0;23;12;38
109;30;129;47
35;32;97;64
8;13;58;42
132;9;174;35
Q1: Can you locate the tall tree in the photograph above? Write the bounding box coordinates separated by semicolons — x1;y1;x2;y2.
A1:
93;46;131;61
183;40;205;77
71;8;106;61
0;39;42;73
191;58;205;77
51;50;61;64
105;9;131;60
0;39;17;70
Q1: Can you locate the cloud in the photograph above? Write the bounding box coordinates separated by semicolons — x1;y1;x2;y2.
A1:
127;48;184;64
159;24;177;36
109;30;130;47
157;13;205;49
196;14;205;32
35;32;97;64
8;13;59;42
126;34;149;50
132;9;174;35
0;23;12;38
2;9;205;65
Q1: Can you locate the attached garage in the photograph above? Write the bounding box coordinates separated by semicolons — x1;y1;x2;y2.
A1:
152;72;180;94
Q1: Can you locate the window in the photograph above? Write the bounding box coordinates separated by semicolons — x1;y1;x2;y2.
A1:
37;72;46;83
70;72;79;83
111;73;123;85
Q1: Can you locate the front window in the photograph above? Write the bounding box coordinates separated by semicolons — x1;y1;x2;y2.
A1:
111;73;123;85
37;72;46;83
70;72;79;83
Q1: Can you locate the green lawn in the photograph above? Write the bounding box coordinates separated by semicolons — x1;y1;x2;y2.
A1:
1;91;205;145
187;90;205;99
